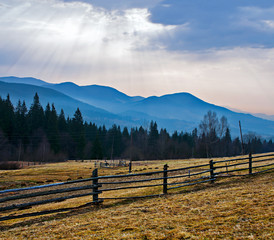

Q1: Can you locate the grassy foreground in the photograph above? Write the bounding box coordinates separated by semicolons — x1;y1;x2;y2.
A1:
0;168;273;239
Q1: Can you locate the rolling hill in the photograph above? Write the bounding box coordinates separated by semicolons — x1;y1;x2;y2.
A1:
0;76;50;86
0;76;273;138
43;82;144;113
0;81;134;128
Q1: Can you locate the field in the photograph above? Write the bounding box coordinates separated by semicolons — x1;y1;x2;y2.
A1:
0;156;273;239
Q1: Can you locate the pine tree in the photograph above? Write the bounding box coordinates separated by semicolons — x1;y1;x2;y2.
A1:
58;109;67;132
91;135;103;159
222;128;232;156
44;104;59;153
14;100;28;145
0;95;15;141
71;108;86;159
148;121;159;159
28;93;44;131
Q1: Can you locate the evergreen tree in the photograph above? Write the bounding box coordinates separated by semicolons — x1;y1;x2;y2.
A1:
181;132;194;158
221;128;232;156
148;121;159;159
91;135;103;159
1;92;273;162
232;137;242;156
44;103;51;129
121;127;130;157
28;93;44;131
14;100;28;146
45;104;59;153
98;125;107;157
0;95;15;140
71;108;86;159
107;125;122;159
159;128;170;159
58;109;67;132
26;93;45;156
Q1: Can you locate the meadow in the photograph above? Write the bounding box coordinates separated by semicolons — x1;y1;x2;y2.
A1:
0;156;273;239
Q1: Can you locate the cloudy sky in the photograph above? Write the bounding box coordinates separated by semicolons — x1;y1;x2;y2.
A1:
0;0;274;115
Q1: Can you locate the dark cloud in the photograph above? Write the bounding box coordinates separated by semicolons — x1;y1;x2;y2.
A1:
149;0;274;50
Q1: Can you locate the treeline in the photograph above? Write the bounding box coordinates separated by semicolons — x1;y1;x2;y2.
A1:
0;93;274;163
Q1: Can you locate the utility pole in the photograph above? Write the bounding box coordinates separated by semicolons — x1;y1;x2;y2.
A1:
129;129;133;173
239;121;245;155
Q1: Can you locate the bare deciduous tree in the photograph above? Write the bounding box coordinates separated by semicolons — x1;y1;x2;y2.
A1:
199;111;228;157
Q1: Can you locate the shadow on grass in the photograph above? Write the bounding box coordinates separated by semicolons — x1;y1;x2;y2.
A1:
0;170;273;231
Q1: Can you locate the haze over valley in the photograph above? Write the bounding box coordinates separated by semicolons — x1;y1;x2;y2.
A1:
1;76;273;139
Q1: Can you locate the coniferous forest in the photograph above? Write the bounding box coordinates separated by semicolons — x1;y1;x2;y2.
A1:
0;93;273;166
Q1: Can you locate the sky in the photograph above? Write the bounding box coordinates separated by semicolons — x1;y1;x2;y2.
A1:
0;0;274;115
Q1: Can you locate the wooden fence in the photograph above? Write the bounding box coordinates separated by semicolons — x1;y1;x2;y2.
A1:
94;159;128;168
0;153;273;221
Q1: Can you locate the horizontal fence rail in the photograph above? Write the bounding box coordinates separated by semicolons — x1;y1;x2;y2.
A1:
0;192;101;212
163;169;211;180
0;153;273;221
0;177;98;195
0;185;100;204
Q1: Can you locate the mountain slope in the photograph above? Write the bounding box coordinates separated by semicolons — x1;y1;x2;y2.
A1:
126;92;212;121
43;82;144;113
253;113;274;121
0;80;189;131
0;81;134;127
125;92;274;137
0;76;51;86
1;77;273;138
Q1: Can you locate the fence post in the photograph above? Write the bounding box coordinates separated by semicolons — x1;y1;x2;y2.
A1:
209;160;215;183
92;168;102;205
129;160;132;173
249;152;252;175
163;164;168;194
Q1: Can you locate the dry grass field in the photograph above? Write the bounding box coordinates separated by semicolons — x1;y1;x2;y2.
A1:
0;156;273;239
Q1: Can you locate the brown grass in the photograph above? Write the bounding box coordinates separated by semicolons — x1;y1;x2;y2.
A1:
0;155;273;239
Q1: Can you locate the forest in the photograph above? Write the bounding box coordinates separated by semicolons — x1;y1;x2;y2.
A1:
0;93;273;166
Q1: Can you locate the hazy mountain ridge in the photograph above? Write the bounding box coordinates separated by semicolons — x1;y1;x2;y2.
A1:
0;76;51;86
0;81;138;128
126;92;222;121
224;106;274;122
42;82;144;113
253;113;274;122
0;76;273;138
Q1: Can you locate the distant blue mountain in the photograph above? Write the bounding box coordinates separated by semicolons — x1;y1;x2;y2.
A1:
0;81;137;128
128;92;212;121
125;92;274;137
0;76;51;86
253;113;274;122
43;82;144;113
0;76;273;139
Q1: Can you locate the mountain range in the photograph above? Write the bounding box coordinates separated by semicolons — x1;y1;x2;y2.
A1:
0;76;273;139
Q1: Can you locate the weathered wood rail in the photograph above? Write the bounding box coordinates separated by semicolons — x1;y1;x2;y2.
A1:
0;153;273;221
